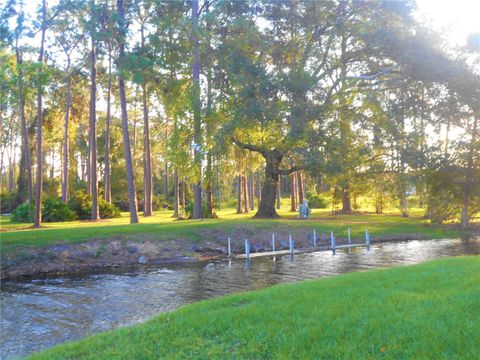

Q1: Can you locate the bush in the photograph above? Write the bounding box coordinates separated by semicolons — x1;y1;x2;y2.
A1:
306;191;328;209
42;197;76;222
68;191;92;220
1;192;16;213
68;191;121;219
11;202;34;222
99;199;121;218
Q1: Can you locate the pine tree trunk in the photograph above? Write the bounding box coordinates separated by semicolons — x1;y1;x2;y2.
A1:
298;171;304;204
141;25;153;217
290;172;297;212
34;0;46;228
15;45;33;203
104;41;112;203
461;114;478;229
236;175;242;213
62;58;72;203
117;0;139;224
142;82;153;216
191;0;202;219
173;170;179;218
242;174;249;213
248;171;254;210
89;25;99;221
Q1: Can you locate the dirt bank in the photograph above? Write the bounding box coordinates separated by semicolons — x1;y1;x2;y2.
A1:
0;226;433;280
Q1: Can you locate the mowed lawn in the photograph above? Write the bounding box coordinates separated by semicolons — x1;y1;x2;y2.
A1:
27;256;480;359
0;202;459;253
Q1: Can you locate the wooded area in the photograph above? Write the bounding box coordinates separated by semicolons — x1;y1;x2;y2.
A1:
0;0;479;227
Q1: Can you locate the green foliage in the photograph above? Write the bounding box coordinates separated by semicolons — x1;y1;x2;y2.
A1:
0;192;16;213
68;191;92;220
306;191;328;209
99;200;121;219
42;197;76;222
68;191;121;220
11;201;34;222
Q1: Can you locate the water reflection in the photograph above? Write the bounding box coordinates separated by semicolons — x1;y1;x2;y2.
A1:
1;237;479;359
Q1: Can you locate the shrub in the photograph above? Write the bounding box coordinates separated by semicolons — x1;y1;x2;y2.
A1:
306;191;328;209
99;199;121;218
1;192;16;213
42;197;76;222
68;191;92;220
68;191;121;219
11;202;34;222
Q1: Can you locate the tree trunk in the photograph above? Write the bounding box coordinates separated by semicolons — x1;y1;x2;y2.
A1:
255;150;283;218
173;170;179;218
298;171;304;204
34;0;47;228
276;175;281;209
236;175;242;213
248;171;254;210
290;172;297;212
15;45;33;203
461;114;478;229
141;26;153;217
104;40;112;203
181;179;186;211
205;153;213;216
117;0;139;224
62;58;72;203
191;0;202;219
242;174;249;213
341;185;351;213
89;23;99;221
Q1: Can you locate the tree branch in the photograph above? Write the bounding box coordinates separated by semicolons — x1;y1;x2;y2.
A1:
278;165;302;175
230;136;266;156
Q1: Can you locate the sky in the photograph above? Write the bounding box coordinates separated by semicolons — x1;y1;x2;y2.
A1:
415;0;480;47
18;0;480;49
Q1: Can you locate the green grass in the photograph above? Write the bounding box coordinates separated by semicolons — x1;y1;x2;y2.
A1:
0;202;459;254
27;256;480;359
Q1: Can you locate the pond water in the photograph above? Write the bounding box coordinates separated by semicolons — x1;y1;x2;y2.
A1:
1;237;479;359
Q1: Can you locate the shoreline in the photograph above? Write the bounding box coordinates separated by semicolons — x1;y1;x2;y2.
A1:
2;231;473;281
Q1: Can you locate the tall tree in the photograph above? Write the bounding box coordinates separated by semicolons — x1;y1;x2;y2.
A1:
33;0;47;228
89;0;99;220
191;0;202;219
116;0;138;223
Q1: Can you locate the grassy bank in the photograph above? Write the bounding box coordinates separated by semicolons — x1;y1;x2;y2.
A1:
1;204;459;254
28;256;480;359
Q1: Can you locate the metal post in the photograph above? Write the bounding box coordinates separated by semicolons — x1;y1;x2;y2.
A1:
313;228;317;247
289;234;294;257
331;231;336;255
227;237;231;257
348;227;351;245
245;238;250;261
272;233;275;252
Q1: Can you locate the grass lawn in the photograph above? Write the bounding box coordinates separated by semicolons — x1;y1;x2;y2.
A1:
0;201;459;253
27;256;480;359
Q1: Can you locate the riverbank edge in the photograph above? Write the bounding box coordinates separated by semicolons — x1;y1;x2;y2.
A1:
26;256;480;360
1;225;477;280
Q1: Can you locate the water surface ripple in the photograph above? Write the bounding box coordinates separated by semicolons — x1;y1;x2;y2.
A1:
1;237;479;359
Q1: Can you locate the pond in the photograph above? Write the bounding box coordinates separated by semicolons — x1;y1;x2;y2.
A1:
1;237;479;359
